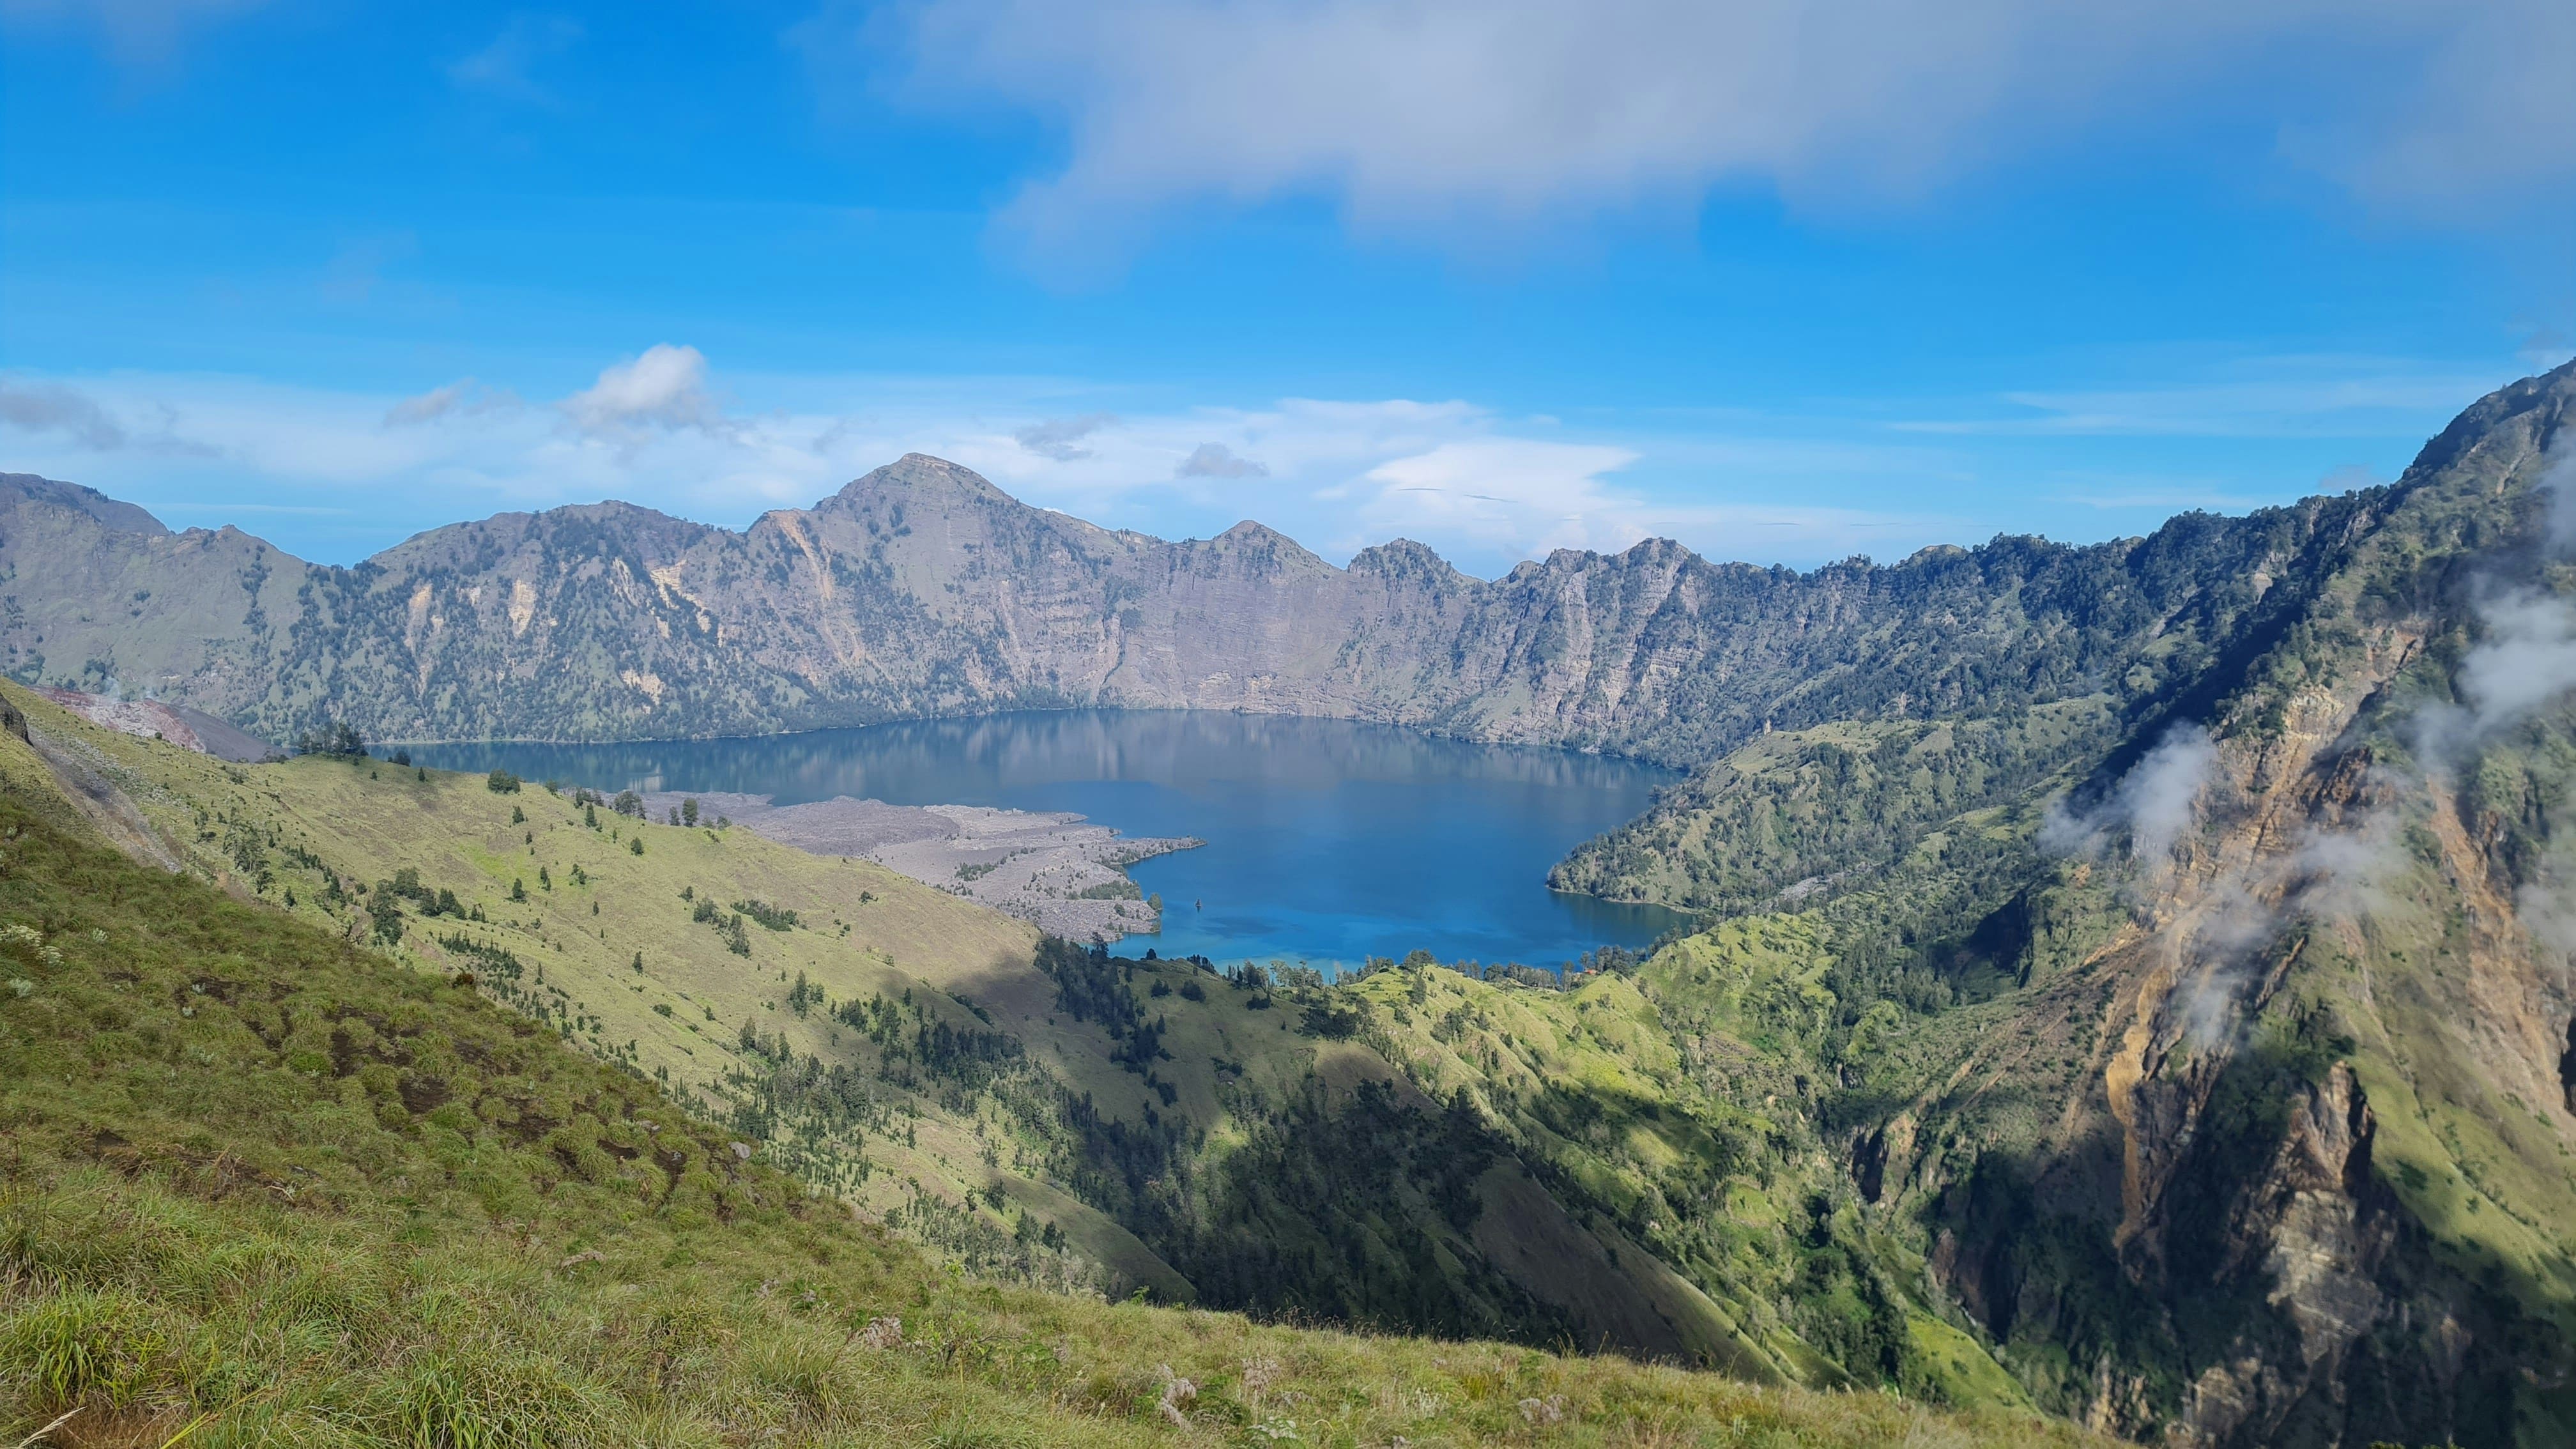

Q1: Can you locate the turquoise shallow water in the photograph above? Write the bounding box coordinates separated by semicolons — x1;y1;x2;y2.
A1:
410;710;1689;971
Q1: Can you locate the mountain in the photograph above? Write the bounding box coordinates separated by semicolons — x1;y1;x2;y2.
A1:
0;450;2403;787
1558;360;2576;1443
8;360;2576;1445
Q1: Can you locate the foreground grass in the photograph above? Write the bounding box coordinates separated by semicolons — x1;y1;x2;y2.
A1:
0;740;2104;1448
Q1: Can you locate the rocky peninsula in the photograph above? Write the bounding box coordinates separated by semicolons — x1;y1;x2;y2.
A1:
639;790;1197;942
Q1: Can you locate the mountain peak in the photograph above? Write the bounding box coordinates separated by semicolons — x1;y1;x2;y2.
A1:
0;472;169;537
834;454;1018;508
1347;538;1473;586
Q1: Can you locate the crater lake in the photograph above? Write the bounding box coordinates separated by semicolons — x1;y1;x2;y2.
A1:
411;709;1689;970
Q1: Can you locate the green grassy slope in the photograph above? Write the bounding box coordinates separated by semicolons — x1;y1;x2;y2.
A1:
10;687;1838;1371
0;698;2116;1449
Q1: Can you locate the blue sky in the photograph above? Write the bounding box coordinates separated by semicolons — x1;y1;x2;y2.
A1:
3;0;2570;576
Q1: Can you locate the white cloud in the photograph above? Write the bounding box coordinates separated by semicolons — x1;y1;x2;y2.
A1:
1322;434;1951;564
560;344;724;437
1176;441;1266;479
841;0;2576;262
1345;440;1642;555
1015;411;1118;461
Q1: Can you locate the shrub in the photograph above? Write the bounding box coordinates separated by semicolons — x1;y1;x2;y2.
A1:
487;769;523;794
388;1346;604;1449
1299;1000;1362;1039
293;720;367;758
368;890;405;946
3;1288;165;1411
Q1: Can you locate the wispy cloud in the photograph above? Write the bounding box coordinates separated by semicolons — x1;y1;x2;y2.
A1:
318;233;418;306
38;351;2483;575
383;378;520;428
0;358;1952;572
448;13;583;103
0;377;213;456
1176;441;1266;479
1338;439;1641;555
1014;411;1117;462
151;501;353;516
829;0;2576;267
2041;722;2221;866
0;0;271;69
1894;360;2501;439
0;380;132;450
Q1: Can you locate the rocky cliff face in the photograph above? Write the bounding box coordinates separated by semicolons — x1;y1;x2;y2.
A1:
0;453;2352;782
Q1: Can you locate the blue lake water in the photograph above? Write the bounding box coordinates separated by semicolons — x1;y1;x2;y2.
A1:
411;710;1689;971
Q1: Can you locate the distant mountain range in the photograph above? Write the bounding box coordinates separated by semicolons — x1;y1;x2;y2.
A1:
0;437;2431;765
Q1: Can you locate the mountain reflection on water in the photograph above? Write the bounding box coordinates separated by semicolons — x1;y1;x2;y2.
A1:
411;709;1690;970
